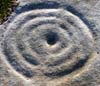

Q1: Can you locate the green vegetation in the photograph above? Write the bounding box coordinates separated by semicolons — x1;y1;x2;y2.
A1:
0;0;17;23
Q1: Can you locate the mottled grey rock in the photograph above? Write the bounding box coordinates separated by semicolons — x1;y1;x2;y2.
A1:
0;0;100;86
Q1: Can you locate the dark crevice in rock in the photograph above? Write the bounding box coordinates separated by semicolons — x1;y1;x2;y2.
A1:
45;57;88;78
2;42;34;78
46;32;59;45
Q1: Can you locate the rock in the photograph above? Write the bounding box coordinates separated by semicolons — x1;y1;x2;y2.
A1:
0;0;100;86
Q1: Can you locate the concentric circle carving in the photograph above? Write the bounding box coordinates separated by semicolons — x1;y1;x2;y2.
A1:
0;1;97;83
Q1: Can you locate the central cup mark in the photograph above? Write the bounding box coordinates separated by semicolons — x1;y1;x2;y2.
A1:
46;32;59;45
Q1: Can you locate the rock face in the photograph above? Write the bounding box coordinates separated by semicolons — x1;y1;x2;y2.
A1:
0;0;100;86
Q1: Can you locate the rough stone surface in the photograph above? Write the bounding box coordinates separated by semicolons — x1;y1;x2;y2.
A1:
0;0;100;86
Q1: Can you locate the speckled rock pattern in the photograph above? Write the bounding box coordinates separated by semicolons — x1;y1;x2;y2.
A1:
0;0;100;86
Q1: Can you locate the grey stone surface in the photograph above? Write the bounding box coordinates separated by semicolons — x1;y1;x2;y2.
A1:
0;0;100;86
